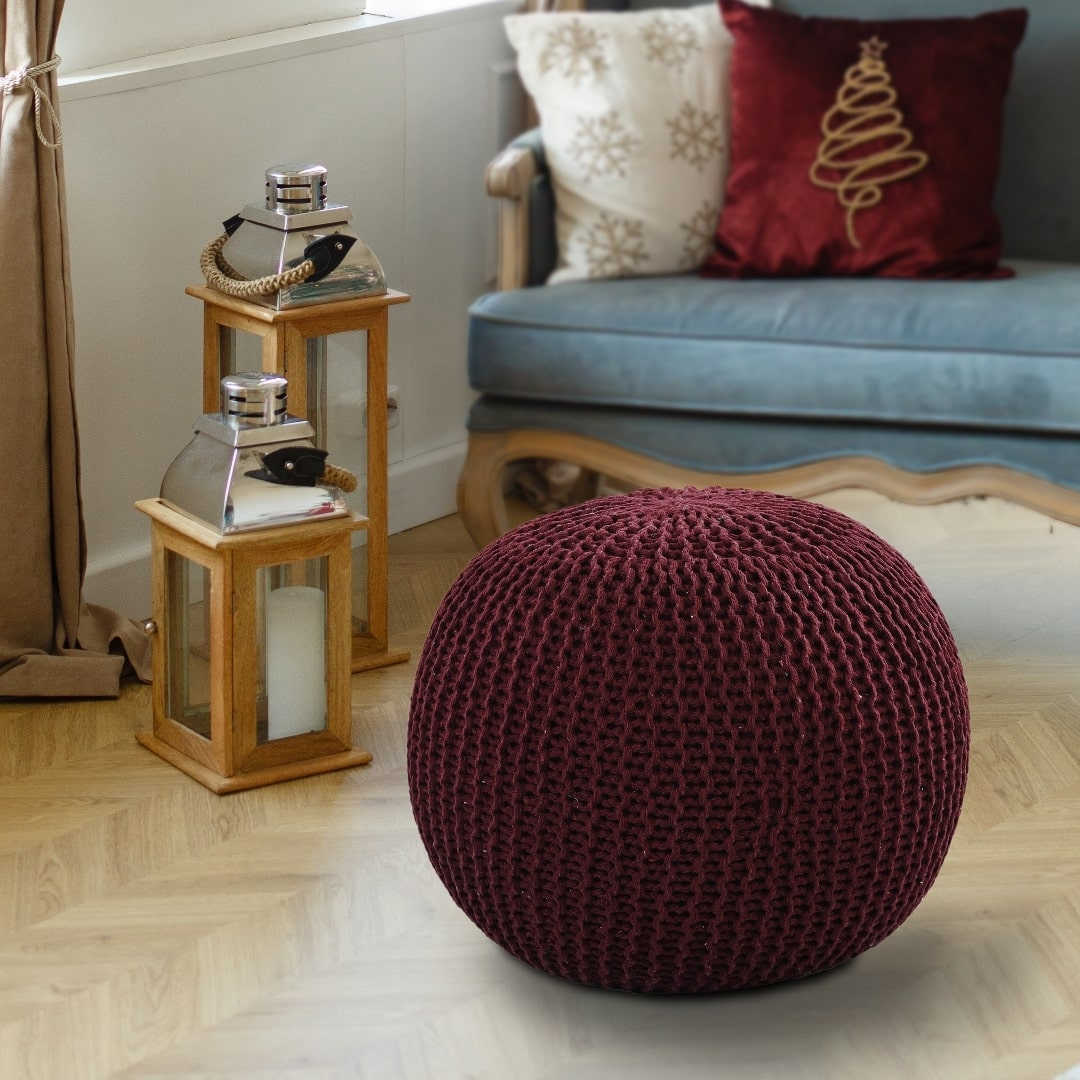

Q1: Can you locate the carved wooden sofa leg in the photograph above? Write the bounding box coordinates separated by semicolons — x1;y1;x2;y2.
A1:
457;432;515;548
458;428;1080;550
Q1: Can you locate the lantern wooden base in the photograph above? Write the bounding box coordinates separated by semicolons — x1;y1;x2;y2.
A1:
136;732;371;794
186;285;412;676
352;638;411;672
350;640;411;674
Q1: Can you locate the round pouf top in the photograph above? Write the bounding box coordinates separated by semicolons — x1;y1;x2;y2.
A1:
409;488;968;993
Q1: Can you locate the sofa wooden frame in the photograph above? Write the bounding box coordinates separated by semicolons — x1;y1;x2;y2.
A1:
458;0;1080;548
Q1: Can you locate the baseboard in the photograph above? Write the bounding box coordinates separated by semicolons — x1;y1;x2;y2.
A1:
83;440;467;620
386;440;467;535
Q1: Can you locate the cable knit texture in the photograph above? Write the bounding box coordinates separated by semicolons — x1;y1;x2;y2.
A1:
409;488;968;993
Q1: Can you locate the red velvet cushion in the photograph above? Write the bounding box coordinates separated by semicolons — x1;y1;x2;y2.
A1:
704;1;1028;279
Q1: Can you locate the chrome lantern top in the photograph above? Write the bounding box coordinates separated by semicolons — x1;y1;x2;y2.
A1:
217;163;386;311
221;371;288;427
264;164;328;212
160;373;349;534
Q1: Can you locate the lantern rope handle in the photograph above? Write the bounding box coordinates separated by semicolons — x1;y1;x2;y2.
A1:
322;463;358;493
200;233;317;298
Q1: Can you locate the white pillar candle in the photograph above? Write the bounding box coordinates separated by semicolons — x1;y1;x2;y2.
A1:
266;585;326;740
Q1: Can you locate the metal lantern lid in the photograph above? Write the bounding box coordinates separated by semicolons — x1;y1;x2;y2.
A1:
264;164;328;213
221;372;288;427
216;162;387;310
160;374;347;534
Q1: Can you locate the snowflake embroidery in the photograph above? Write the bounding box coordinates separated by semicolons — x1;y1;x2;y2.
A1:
569;111;641;180
582;213;649;278
640;14;700;68
539;20;608;85
679;200;719;267
667;101;723;171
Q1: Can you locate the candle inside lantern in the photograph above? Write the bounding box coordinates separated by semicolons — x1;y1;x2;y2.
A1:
266;585;326;739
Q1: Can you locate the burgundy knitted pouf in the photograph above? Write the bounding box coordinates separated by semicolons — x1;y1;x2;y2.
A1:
409;488;968;993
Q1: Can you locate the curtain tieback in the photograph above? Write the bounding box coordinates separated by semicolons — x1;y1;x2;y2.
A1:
1;56;62;149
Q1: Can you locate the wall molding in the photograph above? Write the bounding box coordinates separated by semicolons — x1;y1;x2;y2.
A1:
59;1;518;102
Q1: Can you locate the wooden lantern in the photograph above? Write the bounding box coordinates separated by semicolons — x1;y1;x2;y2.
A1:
135;498;370;794
186;286;411;675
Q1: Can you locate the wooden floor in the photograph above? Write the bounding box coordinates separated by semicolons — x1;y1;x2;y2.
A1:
2;492;1080;1080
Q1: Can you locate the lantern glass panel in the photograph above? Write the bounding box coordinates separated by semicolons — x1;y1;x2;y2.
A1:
306;336;328;450
254;556;331;744
326;333;367;509
351;535;368;638
164;551;213;739
217;329;330;450
217;326;262;383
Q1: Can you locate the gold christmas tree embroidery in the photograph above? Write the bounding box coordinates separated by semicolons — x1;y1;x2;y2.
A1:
809;36;930;249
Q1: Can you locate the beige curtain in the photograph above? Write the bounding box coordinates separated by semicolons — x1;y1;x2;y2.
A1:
0;0;149;696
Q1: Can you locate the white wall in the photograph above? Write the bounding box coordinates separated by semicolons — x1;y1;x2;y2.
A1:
58;1;365;70
61;8;521;617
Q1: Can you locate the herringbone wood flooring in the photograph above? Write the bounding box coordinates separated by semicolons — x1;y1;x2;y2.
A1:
2;493;1079;1080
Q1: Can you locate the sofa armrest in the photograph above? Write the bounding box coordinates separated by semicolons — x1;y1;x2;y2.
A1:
486;129;550;291
487;142;538;203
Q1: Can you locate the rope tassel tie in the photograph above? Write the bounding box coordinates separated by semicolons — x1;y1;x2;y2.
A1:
1;55;63;149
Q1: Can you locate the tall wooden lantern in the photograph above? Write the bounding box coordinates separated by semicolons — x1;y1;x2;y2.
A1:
191;162;410;673
137;373;370;793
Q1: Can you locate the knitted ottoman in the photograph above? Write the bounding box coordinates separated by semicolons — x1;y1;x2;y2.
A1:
408;488;968;993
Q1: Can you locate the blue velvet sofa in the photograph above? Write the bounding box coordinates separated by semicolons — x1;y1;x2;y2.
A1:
459;0;1080;547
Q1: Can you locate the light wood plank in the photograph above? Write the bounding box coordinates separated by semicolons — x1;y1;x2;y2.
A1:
201;307;222;413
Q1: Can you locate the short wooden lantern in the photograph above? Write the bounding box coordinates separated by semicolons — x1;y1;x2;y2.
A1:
135;498;370;793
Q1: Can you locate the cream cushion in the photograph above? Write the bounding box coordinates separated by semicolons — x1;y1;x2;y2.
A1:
504;2;769;284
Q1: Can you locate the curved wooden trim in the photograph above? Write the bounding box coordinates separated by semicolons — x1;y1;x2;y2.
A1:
457;428;1080;548
484;144;537;201
484;145;538;292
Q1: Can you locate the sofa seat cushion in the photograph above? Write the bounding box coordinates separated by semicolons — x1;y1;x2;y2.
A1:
468;259;1080;435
